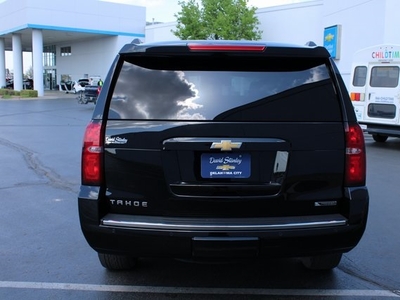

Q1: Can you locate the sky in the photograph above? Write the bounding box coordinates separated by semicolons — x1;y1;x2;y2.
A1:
6;0;305;72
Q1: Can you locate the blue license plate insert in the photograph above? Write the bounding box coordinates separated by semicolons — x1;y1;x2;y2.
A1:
201;153;250;178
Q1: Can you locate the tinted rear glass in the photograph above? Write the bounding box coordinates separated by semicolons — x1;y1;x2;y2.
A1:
108;56;341;122
352;66;367;87
370;66;399;87
368;103;396;119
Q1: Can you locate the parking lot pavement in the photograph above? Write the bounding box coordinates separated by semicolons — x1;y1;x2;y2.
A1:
39;91;77;100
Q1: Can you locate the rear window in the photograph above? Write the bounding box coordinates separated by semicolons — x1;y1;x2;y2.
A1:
368;103;396;119
352;66;367;87
108;56;341;122
370;66;399;87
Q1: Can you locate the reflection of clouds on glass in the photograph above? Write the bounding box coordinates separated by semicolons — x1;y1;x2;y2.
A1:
110;64;203;119
135;102;150;119
287;65;329;89
176;71;205;119
304;65;329;84
177;112;205;120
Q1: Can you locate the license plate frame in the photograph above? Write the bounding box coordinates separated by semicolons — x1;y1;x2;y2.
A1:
201;153;251;179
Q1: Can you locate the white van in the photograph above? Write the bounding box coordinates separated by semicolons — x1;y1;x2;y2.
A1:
349;44;400;142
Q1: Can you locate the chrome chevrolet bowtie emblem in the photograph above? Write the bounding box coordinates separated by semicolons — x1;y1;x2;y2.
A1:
210;140;242;151
217;165;236;171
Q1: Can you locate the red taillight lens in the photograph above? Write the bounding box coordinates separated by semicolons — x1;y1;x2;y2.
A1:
350;92;365;101
97;86;101;95
82;121;103;185
345;123;366;186
188;43;266;52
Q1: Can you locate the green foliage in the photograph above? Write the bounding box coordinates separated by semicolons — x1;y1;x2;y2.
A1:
0;88;38;98
173;0;262;40
20;90;38;98
0;89;17;96
173;0;206;39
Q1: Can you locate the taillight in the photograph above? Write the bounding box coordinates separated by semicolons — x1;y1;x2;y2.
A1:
188;43;266;52
350;92;365;101
345;123;366;186
81;121;103;185
97;86;101;95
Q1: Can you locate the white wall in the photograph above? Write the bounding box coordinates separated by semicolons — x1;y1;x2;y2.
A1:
322;0;387;85
383;0;400;43
256;1;323;45
145;22;178;43
56;35;133;82
0;0;145;37
0;0;28;31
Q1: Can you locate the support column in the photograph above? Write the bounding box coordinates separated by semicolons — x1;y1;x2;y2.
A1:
12;34;23;91
32;29;44;96
0;38;5;88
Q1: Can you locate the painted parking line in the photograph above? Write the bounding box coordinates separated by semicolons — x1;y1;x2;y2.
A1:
0;281;399;297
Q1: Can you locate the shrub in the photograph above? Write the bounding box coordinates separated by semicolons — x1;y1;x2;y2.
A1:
0;88;9;95
0;89;38;98
0;89;17;96
20;90;38;98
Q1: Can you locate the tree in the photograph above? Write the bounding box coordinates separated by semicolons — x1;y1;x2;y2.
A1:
172;0;262;40
24;66;33;79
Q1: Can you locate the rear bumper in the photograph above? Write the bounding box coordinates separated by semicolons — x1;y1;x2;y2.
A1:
101;213;347;231
360;122;400;137
78;186;369;259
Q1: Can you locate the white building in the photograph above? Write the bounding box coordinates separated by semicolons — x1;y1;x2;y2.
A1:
1;0;400;95
0;0;145;96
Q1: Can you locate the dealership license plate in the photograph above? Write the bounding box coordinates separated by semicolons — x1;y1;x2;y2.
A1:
201;153;251;178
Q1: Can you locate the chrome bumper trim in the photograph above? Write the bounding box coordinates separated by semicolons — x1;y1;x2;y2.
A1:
101;214;347;231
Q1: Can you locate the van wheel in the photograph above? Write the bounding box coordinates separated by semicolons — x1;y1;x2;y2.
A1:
372;134;388;143
301;253;342;270
98;253;138;270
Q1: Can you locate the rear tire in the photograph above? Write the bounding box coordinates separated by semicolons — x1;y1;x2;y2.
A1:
301;253;342;270
372;134;388;143
77;91;84;104
98;253;138;270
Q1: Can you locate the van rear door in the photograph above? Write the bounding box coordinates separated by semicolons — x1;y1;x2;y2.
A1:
350;64;368;123
350;45;400;128
363;63;400;125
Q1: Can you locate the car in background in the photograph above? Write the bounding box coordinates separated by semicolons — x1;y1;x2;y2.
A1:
60;78;89;94
23;79;33;89
5;79;13;89
4;78;33;90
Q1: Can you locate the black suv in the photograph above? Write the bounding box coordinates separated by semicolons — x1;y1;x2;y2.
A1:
78;40;369;271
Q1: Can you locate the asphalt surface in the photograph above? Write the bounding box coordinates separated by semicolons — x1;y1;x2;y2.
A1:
0;94;399;299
